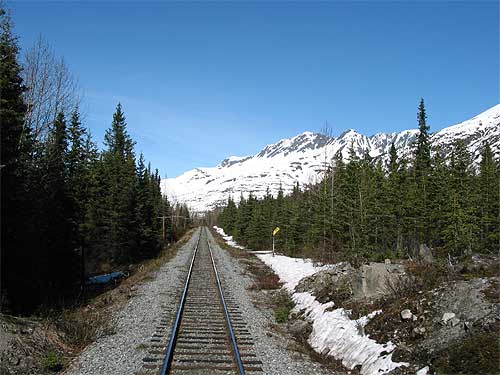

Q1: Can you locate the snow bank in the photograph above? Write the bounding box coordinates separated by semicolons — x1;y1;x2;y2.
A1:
212;226;245;249
213;226;408;374
256;253;408;375
255;253;332;291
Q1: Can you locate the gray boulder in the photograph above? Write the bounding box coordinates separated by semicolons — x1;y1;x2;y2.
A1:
441;312;456;324
401;309;413;320
295;261;409;303
352;262;408;300
295;262;356;304
418;244;434;263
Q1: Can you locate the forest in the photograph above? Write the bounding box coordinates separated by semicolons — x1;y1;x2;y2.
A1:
0;6;190;314
218;100;500;263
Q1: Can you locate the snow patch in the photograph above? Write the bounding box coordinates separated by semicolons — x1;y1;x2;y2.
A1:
212;226;245;249
255;253;332;291
417;366;430;375
256;252;408;375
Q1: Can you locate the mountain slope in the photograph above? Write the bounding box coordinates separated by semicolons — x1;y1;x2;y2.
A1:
161;104;500;212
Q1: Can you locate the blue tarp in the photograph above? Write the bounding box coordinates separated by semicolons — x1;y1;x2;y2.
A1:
86;271;127;285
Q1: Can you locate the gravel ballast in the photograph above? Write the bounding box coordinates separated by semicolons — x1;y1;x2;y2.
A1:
65;229;199;375
66;227;334;375
207;230;335;375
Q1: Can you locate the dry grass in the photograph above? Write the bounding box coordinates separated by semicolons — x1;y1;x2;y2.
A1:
255;273;282;290
55;308;115;350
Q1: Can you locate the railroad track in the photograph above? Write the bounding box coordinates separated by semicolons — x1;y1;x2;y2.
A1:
140;227;262;375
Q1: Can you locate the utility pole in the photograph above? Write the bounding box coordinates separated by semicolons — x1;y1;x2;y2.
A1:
158;215;192;242
158;216;167;241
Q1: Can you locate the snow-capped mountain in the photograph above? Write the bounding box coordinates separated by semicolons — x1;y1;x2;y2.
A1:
161;104;500;212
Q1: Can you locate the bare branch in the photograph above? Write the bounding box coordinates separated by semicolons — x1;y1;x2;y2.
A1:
22;35;81;140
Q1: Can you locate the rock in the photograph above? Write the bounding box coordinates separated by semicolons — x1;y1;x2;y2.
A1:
413;327;426;335
401;309;413;320
295;261;410;304
442;312;456;324
412;314;418;322
295;262;356;303
455;254;499;274
287;319;311;338
418;244;434;263
385;259;391;264
352;262;408;300
416;366;430;375
449;317;461;327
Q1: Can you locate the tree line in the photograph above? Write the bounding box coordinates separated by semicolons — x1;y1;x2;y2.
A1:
1;7;190;313
218;100;499;262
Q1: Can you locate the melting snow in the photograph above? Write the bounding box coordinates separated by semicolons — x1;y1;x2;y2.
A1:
214;226;409;375
213;226;246;249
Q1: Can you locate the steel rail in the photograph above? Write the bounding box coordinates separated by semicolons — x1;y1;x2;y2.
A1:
160;229;202;375
207;231;246;375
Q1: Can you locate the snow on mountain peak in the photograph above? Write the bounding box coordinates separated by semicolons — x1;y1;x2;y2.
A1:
162;105;500;212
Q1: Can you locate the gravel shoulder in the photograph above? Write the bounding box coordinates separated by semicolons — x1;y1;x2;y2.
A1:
207;229;336;375
65;228;199;375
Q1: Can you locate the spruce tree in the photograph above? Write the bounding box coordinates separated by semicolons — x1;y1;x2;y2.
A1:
415;98;431;176
385;143;403;252
67;109;90;244
477;143;499;252
0;5;34;310
443;140;475;255
428;147;450;254
412;98;432;247
41;111;79;301
92;103;138;265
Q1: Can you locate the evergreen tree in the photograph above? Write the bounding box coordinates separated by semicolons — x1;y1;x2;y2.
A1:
41;111;79;301
477;143;499;252
330;151;349;253
0;5;34;310
428;147;450;253
67;109;91;244
247;203;266;250
442;140;475;255
384;143;404;252
414;98;431;176
87;103;138;266
412;98;432;246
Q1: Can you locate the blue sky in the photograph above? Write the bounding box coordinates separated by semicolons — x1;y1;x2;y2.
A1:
10;1;499;178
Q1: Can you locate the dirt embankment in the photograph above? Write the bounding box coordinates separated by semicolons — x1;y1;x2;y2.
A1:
293;255;500;374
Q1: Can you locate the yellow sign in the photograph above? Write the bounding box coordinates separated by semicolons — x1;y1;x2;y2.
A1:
273;227;280;236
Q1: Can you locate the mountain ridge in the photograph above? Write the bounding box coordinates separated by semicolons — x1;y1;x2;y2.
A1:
161;104;500;212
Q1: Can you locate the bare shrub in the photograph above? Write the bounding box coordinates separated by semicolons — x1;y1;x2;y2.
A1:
385;274;421;301
249;273;282;290
57;309;114;349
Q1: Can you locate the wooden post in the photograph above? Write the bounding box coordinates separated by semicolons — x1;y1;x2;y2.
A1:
157;216;167;241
